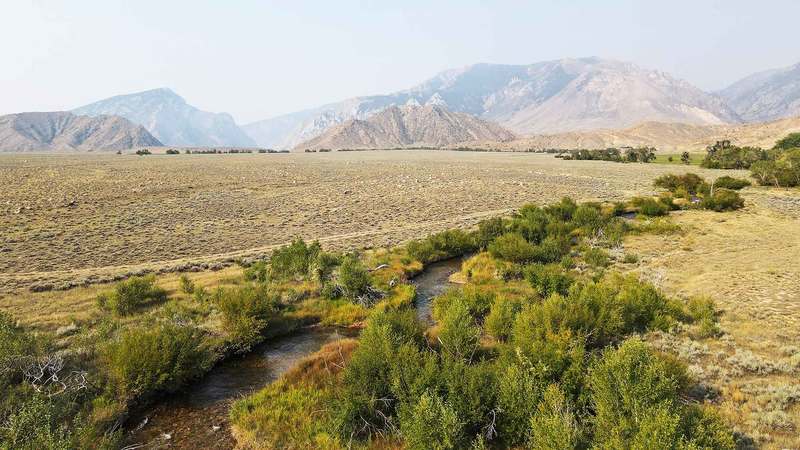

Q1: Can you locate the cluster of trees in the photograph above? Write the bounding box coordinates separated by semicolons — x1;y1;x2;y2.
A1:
700;140;769;170
186;148;258;154
653;173;747;212
230;196;736;449
557;147;657;163
751;150;800;187
701;134;800;188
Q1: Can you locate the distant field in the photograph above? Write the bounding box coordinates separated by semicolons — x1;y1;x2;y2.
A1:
653;152;705;165
0;151;735;293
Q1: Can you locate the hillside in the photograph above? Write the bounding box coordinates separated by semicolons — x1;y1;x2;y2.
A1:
454;116;800;152
73;88;255;147
721;61;800;122
295;105;516;150
0;111;161;152
246;57;739;148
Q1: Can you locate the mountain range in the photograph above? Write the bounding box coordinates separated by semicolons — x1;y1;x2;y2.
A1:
719;61;800;122
4;57;800;152
298;104;516;150
73;88;255;147
0;112;160;152
249;57;752;149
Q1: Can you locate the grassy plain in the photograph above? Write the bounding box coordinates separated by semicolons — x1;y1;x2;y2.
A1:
653;152;705;165
626;188;800;448
1;151;731;293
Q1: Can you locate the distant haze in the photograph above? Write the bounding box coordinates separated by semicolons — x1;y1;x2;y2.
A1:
2;0;799;123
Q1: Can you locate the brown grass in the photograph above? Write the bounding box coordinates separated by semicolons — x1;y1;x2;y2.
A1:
0;151;737;294
625;186;800;449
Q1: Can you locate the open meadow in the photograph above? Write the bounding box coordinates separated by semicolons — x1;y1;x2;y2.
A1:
1;150;799;448
1;150;733;293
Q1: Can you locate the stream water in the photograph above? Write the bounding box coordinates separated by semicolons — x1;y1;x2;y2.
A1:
412;257;463;324
124;258;462;449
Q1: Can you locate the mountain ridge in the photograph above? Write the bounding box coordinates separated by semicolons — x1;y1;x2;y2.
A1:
245;57;740;149
0;111;162;152
720;61;800;122
73;88;255;147
295;104;516;150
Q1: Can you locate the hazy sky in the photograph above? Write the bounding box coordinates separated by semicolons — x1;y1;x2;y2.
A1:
2;0;799;123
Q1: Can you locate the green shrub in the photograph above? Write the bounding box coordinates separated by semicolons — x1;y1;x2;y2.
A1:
588;338;689;446
571;204;606;234
510;204;550;244
583;247;611;268
528;385;581;449
406;229;477;264
544;197;578;222
701;188;745;212
713;175;750;190
653;173;707;195
399;392;462;450
512;274;682;350
192;285;208;302
432;286;494;322
524;263;574;297
484;296;523;341
309;252;341;284
685;297;721;338
437;299;480;359
439;357;497;439
495;356;546;447
631;197;669;217
337;255;371;301
269;239;321;280
243;261;269;283
102;323;207;400
474;217;506;249
488;233;536;263
215;284;278;352
96;275;166;316
179;274;195;294
587;338;732;448
0;312;36;386
0;395;73;450
623;253;639;264
337;310;423;439
388;343;440;407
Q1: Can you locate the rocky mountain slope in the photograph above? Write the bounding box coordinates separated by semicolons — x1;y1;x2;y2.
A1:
245;57;739;149
720;61;800;122
73;88;255;147
0;112;161;152
296;105;515;150
455;116;800;152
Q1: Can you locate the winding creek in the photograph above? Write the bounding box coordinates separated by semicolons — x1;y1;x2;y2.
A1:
124;258;462;449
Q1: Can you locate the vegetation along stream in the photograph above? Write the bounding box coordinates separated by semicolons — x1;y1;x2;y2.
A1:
123;258;462;449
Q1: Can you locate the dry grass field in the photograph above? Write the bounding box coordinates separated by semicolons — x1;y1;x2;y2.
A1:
0;151;728;294
626;188;800;448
